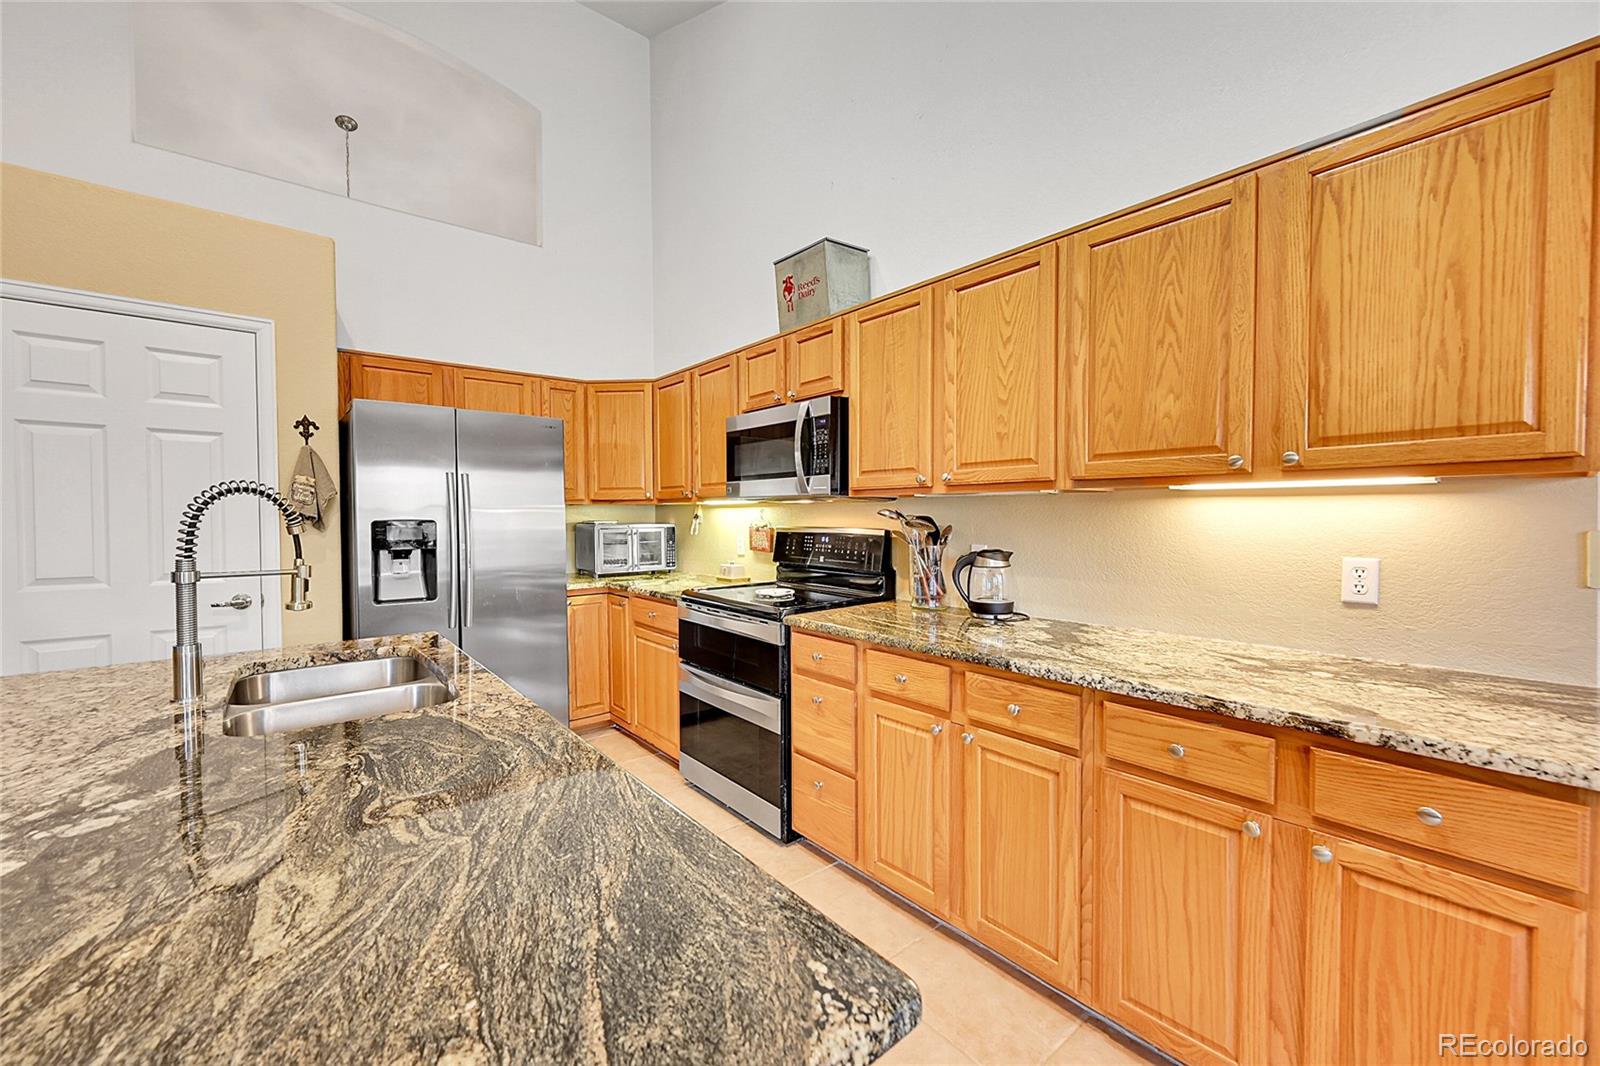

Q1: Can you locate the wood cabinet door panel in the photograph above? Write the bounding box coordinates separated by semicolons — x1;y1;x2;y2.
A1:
1267;58;1592;469
863;697;951;914
788;317;846;399
606;595;631;725
349;353;445;407
848;288;935;493
1305;835;1585;1066
587;382;654;501
691;357;737;498
654;372;693;502
540;379;587;503
631;626;679;757
737;339;787;411
447;366;531;415
1067;176;1255;478
793;752;857;863
1100;771;1270;1066
936;245;1058;487
962;728;1080;990
566;594;609;723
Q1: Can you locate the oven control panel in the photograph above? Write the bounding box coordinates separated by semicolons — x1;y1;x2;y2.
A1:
774;529;890;574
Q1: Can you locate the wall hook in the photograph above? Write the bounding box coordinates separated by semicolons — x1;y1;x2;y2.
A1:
293;415;320;444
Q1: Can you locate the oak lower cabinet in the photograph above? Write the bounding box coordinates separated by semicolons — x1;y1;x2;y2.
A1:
565;594;609;728
1098;770;1271;1066
606;594;631;726
961;726;1080;991
1304;835;1585;1066
587;381;654;501
861;696;952;915
629;600;680;758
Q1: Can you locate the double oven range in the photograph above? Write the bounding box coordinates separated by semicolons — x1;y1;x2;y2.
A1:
677;528;894;841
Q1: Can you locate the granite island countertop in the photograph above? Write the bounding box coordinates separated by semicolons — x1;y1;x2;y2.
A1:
566;572;739;600
0;634;919;1064
789;602;1600;791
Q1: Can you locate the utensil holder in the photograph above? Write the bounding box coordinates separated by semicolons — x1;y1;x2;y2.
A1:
903;530;947;610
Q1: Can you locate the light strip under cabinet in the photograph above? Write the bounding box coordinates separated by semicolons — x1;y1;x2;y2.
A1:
1168;476;1441;492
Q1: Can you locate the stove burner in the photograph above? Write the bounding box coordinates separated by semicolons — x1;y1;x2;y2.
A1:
753;587;797;601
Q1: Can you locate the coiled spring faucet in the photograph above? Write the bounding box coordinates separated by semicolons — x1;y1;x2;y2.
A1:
172;480;313;704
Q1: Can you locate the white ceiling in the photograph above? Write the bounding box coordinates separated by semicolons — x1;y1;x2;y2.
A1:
578;1;722;38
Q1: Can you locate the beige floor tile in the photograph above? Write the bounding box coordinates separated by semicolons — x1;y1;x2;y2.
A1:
651;779;748;833
1042;1019;1164;1065
583;727;656;765
618;749;687;793
878;1021;976;1065
788;864;938;958
891;930;1083;1065
715;822;836;885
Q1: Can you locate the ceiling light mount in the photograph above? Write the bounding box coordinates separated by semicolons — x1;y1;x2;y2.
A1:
334;114;359;133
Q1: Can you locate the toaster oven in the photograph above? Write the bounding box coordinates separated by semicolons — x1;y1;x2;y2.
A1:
574;522;677;576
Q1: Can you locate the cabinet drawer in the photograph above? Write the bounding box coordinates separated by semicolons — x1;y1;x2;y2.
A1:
1102;700;1275;803
629;595;677;635
792;673;857;774
964;672;1080;749
865;649;951;712
793;752;857;862
794;632;856;685
1310;749;1590;891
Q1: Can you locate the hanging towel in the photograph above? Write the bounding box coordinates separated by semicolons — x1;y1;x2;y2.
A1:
289;444;338;530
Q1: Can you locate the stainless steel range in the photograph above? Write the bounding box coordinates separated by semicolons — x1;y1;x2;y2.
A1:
677;528;894;841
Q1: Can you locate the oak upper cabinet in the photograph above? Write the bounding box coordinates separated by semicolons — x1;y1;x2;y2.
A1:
934;245;1059;488
347;352;446;407
606;595;631;726
631;624;679;758
960;727;1080;991
788;317;847;400
862;696;952;915
1262;56;1594;471
1065;176;1256;479
654;372;693;502
691;356;738;498
737;338;788;411
587;381;654;501
1304;835;1585;1066
848;288;935;494
446;365;533;415
1099;770;1271;1066
566;594;609;726
541;379;588;503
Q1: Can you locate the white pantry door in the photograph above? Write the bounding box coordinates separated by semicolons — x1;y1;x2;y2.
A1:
1;297;272;674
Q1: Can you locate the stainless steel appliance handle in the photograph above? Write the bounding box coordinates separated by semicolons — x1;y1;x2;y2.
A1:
445;471;459;629
678;601;786;644
793;402;811;496
679;663;782;733
460;472;475;627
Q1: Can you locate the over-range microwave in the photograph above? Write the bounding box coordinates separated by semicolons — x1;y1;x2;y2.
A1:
573;522;677;576
725;395;848;499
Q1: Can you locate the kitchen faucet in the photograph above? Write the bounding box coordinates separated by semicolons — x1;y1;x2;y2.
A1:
171;480;312;704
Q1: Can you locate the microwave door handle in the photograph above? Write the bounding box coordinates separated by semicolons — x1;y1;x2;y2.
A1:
793;402;812;495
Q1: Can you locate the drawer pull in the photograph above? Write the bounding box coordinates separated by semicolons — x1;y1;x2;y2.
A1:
811;695;824;705
1242;819;1262;838
1312;844;1333;864
1417;805;1444;827
962;732;974;745
1006;703;1021;717
811;652;824;662
930;723;943;736
646;610;657;619
812;780;824;791
1167;743;1186;759
894;673;909;684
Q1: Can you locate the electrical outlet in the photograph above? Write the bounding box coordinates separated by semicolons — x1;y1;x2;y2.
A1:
1341;557;1380;605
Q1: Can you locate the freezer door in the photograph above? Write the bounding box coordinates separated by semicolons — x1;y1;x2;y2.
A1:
455;409;569;722
344;400;458;643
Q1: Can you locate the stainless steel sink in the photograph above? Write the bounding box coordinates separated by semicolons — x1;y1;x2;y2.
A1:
222;655;454;737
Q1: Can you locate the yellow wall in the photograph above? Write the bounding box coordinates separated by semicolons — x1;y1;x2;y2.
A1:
0;164;341;645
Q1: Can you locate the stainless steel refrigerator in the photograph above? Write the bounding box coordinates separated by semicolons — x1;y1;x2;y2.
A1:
342;399;569;723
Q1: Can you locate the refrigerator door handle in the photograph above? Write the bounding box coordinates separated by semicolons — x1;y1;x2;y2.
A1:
461;472;475;627
445;471;459;630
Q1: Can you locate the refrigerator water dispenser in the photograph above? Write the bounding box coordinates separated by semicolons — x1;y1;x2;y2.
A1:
372;520;437;603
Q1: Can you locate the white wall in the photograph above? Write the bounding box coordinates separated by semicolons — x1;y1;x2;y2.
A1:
649;1;1597;368
0;1;656;379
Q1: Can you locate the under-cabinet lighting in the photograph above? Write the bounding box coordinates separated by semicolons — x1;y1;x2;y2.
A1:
1169;476;1440;492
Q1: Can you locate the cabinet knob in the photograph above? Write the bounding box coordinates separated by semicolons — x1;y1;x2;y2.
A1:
670;641;677;652
1007;703;1021;717
647;610;657;619
811;695;824;705
1242;819;1262;838
772;392;782;402
1416;805;1444;827
894;673;908;684
1227;454;1245;469
941;472;952;483
787;390;798;399
930;723;943;736
811;652;824;662
915;473;928;485
1167;742;1186;759
1282;450;1302;466
1312;844;1334;864
683;490;692;498
812;780;824;790
962;732;974;745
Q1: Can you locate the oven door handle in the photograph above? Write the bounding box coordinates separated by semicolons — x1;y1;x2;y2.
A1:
792;401;812;496
679;664;782;733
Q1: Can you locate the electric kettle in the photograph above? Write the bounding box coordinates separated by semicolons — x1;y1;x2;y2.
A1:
952;548;1019;618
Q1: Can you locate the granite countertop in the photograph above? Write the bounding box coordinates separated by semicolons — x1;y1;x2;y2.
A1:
789;602;1600;792
566;572;737;600
0;634;919;1063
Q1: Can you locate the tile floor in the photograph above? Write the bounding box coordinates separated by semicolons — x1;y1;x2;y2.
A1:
580;725;1169;1066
